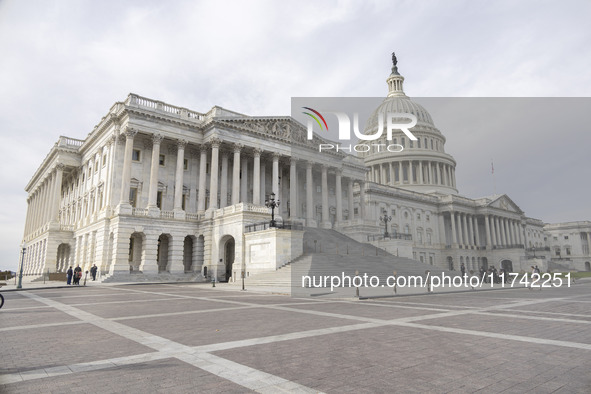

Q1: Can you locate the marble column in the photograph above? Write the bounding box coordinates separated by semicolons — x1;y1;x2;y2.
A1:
398;162;403;184
197;146;207;212
468;214;475;246
348;179;354;220
173;139;187;212
51;164;64;222
119;128;137;206
389;162;394;186
359;181;365;219
220;152;228;207
306;162;314;226
208;139;220;209
272;153;280;197
474;216;481;247
419;161;424;184
240;156;248;203
450;212;457;245
260;162;266;203
103;138;114;208
458;213;468;247
147;134;163;209
321;165;329;227
253;149;262;205
289;158;297;219
494;217;501;246
231;144;241;205
428;162;433;184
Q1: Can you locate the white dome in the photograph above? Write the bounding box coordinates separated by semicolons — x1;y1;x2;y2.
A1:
361;55;458;195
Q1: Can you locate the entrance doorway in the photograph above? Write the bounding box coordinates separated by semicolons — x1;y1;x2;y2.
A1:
220;236;235;282
447;256;454;271
501;259;513;272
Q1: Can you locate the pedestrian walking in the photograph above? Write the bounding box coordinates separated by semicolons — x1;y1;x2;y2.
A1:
66;266;73;285
90;264;98;281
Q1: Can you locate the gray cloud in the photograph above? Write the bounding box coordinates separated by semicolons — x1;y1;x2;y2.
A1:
1;0;590;271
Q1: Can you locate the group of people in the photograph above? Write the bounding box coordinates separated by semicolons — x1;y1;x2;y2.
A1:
66;264;98;285
459;263;509;284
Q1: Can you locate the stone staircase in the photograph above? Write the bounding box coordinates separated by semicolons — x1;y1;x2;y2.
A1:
236;227;454;290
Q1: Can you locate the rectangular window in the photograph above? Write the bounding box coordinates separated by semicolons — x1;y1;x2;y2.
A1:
159;154;165;166
129;188;138;207
316;186;321;193
132;149;141;162
184;159;188;171
329;187;335;195
182;194;186;210
566;248;571;255
206;163;210;174
564;236;569;240
555;248;560;256
156;191;162;208
102;154;107;167
354;207;359;215
410;140;413;148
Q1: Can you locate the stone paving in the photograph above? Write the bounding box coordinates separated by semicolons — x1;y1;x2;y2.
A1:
1;281;590;393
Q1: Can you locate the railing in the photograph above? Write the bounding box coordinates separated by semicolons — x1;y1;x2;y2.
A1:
59;224;74;231
160;210;174;219
245;221;304;233
493;244;524;250
526;247;550;252
126;93;205;121
214;202;270;218
186;213;203;221
57;136;84;148
367;233;412;242
132;207;149;217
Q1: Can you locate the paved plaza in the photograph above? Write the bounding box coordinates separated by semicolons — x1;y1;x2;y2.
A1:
1;281;590;393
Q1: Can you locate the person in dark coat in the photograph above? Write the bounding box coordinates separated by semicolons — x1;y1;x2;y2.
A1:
66;266;73;285
73;265;82;285
90;264;98;281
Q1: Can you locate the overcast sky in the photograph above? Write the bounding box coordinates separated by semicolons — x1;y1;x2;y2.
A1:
1;0;590;272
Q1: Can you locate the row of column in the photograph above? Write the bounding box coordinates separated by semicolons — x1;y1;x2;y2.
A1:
23;239;46;275
369;160;456;188
58;134;117;227
24;164;64;238
119;131;366;226
449;212;523;249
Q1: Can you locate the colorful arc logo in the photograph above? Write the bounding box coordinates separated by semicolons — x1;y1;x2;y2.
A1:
302;107;328;131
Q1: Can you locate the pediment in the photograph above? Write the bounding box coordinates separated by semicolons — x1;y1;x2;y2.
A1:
488;195;523;214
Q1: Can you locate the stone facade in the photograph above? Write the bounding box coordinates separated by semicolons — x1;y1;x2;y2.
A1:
20;62;591;281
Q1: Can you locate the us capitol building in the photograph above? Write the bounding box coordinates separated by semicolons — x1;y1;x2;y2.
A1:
20;56;591;281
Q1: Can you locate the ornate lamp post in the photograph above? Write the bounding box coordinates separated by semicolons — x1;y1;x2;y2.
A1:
380;213;392;238
17;246;25;289
265;192;280;228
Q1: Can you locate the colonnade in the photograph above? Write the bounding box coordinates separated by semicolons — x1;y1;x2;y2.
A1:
449;212;523;249
368;160;456;188
23;164;64;239
117;130;366;227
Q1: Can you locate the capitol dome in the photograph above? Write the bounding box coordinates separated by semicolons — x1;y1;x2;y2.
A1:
360;54;458;195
